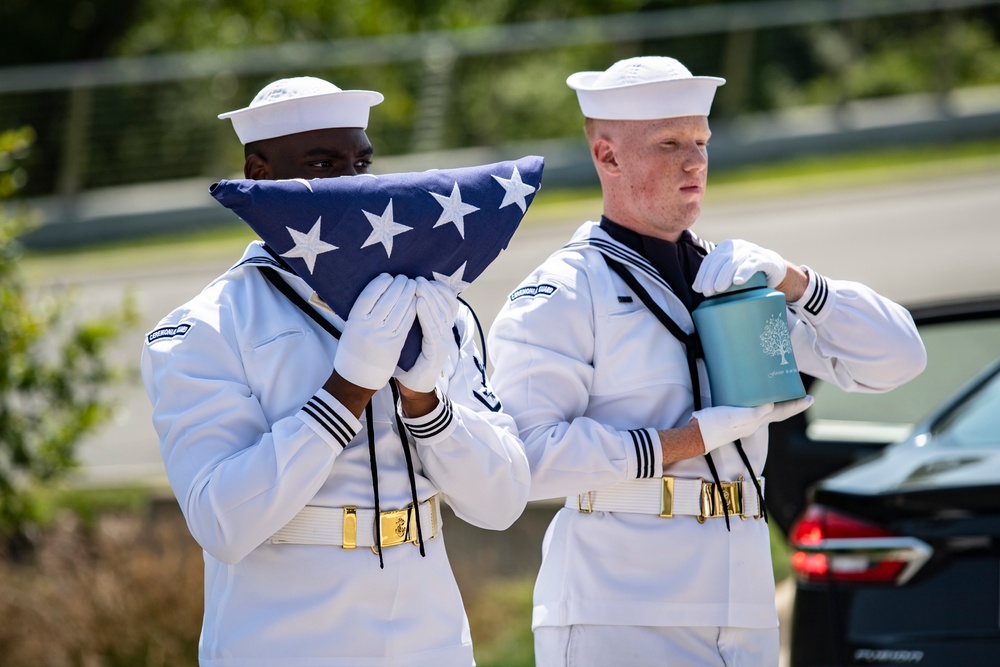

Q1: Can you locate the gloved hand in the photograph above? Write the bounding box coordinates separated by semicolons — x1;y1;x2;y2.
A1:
691;396;814;453
394;277;460;393
334;274;417;390
693;239;788;297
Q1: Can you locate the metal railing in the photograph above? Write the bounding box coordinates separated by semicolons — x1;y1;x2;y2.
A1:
3;0;998;94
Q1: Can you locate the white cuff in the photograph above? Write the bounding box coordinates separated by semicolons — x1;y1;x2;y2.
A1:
297;388;362;450
789;265;832;323
623;428;661;480
399;389;457;445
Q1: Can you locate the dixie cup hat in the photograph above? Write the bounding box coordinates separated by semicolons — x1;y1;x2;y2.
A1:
567;56;725;121
219;76;385;144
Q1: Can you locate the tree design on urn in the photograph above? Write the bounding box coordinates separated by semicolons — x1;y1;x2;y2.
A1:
760;314;793;366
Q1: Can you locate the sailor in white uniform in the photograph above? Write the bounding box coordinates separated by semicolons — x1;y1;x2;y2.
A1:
487;57;926;666
141;77;530;667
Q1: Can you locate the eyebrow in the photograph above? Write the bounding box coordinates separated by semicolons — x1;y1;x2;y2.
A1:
303;147;345;158
651;128;712;141
302;146;374;159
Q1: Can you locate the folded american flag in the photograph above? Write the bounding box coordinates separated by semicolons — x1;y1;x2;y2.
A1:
210;155;544;369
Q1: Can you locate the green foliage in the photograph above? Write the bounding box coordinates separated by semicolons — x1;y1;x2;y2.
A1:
467;577;536;667
0;128;138;539
451;50;594;146
0;0;139;65
114;0;647;54
28;485;153;530
784;18;1000;105
4;3;1000;196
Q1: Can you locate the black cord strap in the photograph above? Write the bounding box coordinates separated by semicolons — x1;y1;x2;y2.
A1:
365;402;384;569
259;266;341;340
259;260;429;560
732;439;768;523
390;379;426;557
604;256;767;529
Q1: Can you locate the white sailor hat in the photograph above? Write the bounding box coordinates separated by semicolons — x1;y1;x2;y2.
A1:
218;76;385;144
566;56;725;121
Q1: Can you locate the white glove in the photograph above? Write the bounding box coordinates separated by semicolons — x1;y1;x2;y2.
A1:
692;396;814;453
693;239;788;297
334;274;417;390
393;277;460;393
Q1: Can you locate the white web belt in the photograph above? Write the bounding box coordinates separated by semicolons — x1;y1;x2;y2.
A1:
271;495;440;550
566;477;764;522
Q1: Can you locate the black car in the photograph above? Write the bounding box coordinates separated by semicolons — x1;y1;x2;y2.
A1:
766;294;1000;537
768;295;1000;666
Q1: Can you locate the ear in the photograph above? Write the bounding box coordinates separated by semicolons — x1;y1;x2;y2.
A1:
591;138;620;177
244;153;270;180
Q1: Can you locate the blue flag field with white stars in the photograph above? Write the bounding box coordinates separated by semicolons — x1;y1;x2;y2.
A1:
211;155;544;368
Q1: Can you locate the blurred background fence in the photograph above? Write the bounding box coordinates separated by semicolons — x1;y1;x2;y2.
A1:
2;0;1000;247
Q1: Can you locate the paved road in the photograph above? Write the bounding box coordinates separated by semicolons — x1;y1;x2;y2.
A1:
53;165;999;488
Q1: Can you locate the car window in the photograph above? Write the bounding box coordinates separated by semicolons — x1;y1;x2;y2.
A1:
932;365;1000;449
806;318;1000;443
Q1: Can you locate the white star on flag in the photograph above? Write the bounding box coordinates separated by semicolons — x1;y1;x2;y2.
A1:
281;216;337;274
211;155;544;370
432;262;472;295
430;182;480;239
361;199;412;258
493;165;537;213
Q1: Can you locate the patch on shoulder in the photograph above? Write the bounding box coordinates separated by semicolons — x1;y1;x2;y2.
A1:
471;356;502;412
473;385;502;412
509;283;558;302
147;323;192;344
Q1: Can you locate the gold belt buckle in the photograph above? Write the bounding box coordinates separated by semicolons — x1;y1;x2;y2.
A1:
697;477;744;523
377;507;414;551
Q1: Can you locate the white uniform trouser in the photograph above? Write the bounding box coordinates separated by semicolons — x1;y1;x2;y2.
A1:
534;624;780;667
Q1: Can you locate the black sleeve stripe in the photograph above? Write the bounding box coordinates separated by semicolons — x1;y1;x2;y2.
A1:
629;430;649;479
629;430;644;478
640;428;655;478
804;273;829;316
309;396;356;441
303;396;358;447
406;396;454;439
407;398;453;438
629;429;655;479
302;406;349;448
304;403;353;445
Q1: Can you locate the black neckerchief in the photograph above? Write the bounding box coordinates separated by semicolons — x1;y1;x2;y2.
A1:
599;217;708;313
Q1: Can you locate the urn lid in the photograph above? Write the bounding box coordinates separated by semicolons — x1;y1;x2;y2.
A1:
718;271;768;295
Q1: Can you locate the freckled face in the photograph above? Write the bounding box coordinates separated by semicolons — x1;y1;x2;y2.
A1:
609;115;710;240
